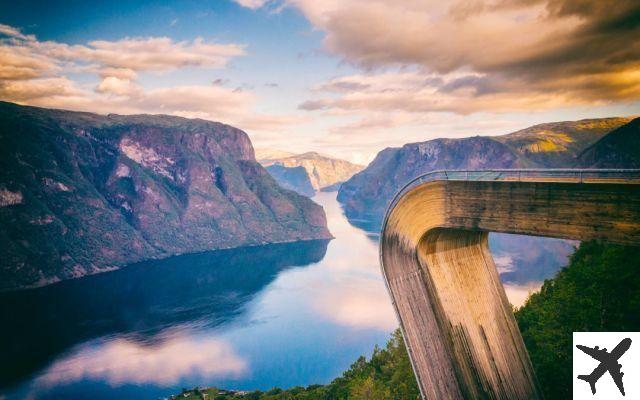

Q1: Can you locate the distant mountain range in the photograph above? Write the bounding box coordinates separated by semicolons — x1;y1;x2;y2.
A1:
257;150;364;196
0;102;331;290
338;117;638;224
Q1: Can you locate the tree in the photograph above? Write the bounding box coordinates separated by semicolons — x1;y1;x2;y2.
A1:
516;241;640;399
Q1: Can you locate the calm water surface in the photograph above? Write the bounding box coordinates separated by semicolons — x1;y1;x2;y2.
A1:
0;192;573;399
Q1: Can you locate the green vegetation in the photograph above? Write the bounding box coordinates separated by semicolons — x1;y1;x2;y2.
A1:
176;241;639;400
516;241;640;399
173;330;420;400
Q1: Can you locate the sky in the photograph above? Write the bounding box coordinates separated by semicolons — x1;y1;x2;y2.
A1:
1;0;639;164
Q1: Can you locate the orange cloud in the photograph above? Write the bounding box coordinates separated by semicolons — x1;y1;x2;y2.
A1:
289;0;640;110
0;25;302;133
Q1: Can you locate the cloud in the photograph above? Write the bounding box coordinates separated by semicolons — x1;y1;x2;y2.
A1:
97;67;138;80
0;24;244;87
0;23;36;41
300;70;591;117
304;108;529;164
81;37;245;72
0;24;301;133
236;113;310;131
493;255;515;274
281;0;640;162
0;42;58;80
292;64;638;163
9;81;300;134
95;76;142;96
233;0;270;9
315;80;370;93
213;78;230;86
35;333;248;387
503;282;543;308
143;85;255;115
290;0;640;109
1;27;245;81
0;77;80;101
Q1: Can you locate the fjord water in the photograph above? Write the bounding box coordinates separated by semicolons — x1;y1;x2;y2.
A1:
0;192;573;399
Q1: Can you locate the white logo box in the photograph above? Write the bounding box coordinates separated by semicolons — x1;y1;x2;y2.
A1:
573;332;640;399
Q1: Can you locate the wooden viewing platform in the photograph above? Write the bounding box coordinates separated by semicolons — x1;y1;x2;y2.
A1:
379;169;640;399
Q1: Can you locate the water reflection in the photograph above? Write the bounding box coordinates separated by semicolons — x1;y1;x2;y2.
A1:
0;240;328;395
491;234;577;308
36;333;247;387
490;233;577;285
261;194;396;332
0;192;573;399
340;203;576;307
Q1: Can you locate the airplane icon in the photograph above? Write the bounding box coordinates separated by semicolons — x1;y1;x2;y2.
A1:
576;337;632;396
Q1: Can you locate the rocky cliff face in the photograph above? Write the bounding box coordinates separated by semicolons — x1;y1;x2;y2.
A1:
338;117;632;223
578;117;640;168
258;151;364;196
0;102;331;290
338;136;529;221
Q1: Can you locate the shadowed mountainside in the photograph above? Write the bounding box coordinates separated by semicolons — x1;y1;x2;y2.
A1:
264;165;316;197
0;102;331;290
578;117;640;168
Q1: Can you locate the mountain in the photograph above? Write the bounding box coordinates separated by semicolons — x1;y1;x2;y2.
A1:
0;102;331;291
338;117;632;224
338;136;529;221
258;151;364;196
263;164;316;197
496;118;631;167
578;117;640;168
